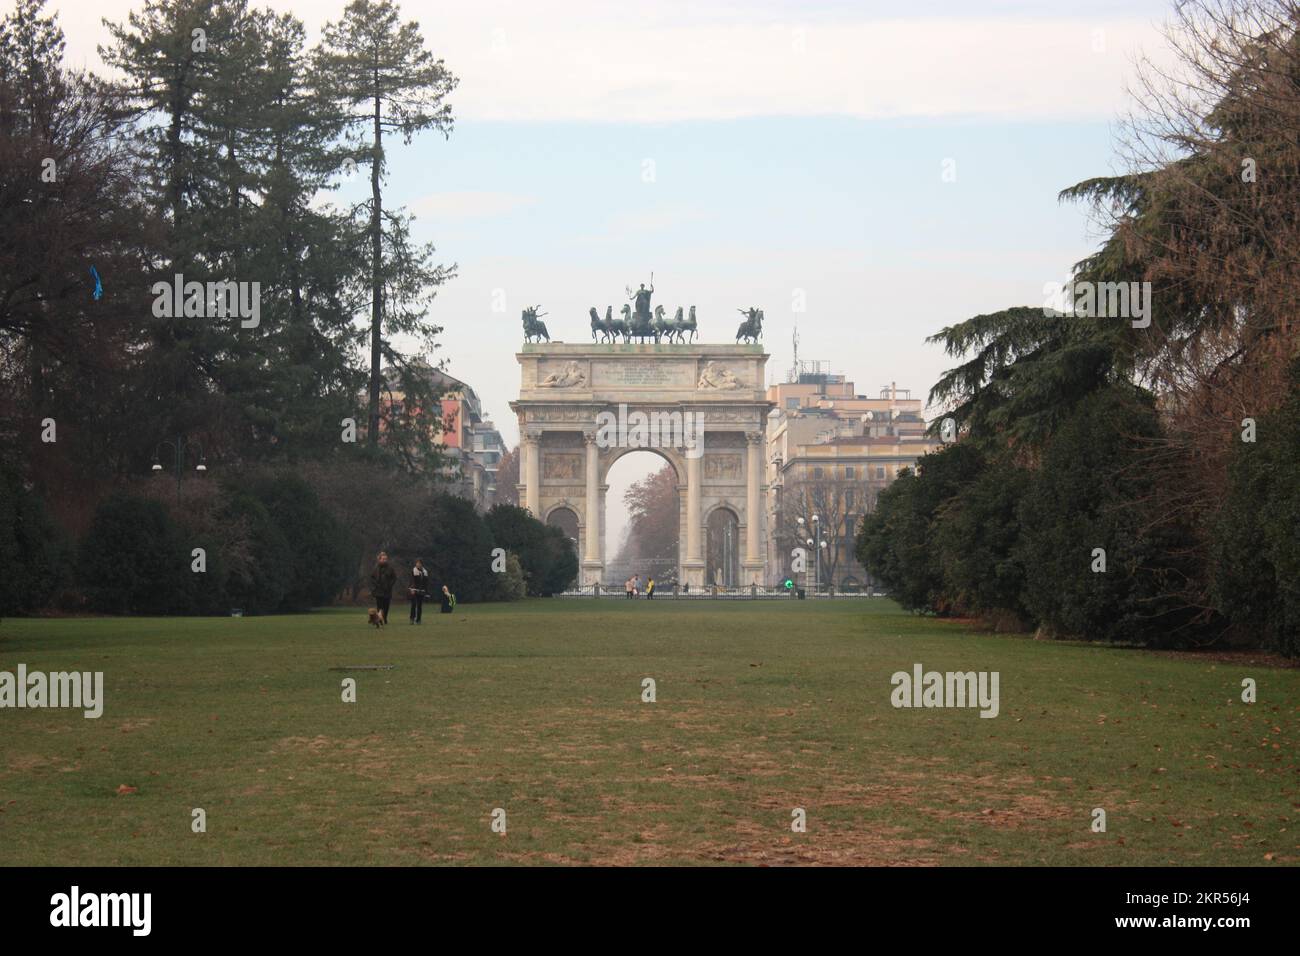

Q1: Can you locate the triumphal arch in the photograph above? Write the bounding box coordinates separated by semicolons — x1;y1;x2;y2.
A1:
510;343;773;588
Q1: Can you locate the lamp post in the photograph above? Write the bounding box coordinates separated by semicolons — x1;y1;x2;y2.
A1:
812;514;820;595
152;436;207;502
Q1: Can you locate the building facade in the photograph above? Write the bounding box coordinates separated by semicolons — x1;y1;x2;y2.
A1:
765;371;940;591
380;365;505;512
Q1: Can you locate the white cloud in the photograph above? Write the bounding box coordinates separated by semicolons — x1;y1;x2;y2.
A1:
54;1;1172;122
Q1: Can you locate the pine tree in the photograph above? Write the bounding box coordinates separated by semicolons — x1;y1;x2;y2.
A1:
312;0;457;448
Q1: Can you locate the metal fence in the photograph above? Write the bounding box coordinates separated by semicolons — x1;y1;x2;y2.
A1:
556;584;887;600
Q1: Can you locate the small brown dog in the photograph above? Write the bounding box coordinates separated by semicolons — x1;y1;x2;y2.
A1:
367;608;385;628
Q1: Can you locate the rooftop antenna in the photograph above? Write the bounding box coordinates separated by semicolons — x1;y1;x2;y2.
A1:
790;323;800;382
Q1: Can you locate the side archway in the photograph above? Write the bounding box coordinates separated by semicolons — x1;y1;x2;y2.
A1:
705;504;740;587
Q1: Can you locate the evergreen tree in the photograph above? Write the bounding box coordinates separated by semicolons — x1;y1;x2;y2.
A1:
313;0;457;449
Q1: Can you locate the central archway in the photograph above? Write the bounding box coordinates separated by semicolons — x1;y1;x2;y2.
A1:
604;448;681;590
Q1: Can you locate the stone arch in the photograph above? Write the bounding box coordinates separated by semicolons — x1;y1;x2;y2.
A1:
705;504;740;587
545;504;580;542
510;343;773;588
598;443;683;487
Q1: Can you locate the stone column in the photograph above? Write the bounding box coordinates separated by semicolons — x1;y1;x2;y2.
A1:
523;431;540;517
745;431;762;564
683;452;704;586
742;430;767;585
582;432;602;585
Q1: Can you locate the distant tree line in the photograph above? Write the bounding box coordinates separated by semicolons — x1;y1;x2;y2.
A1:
859;0;1300;657
1;468;576;615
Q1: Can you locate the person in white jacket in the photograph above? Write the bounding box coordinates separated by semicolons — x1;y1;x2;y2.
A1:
409;559;429;624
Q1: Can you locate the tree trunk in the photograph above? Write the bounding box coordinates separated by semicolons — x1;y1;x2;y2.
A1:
366;63;383;446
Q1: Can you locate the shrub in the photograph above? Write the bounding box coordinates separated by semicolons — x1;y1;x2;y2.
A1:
236;473;354;610
78;493;190;614
1017;387;1199;647
1211;363;1300;656
403;494;497;603
0;467;65;616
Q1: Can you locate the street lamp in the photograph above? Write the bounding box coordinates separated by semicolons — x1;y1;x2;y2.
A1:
152;435;207;502
812;514;821;595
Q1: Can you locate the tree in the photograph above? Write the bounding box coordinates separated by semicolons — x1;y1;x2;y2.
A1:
233;472;354;609
494;445;519;506
1211;360;1300;656
0;464;65;615
78;493;191;614
610;464;678;584
1;0;159;508
1017;387;1200;647
779;475;854;587
402;493;495;603
931;457;1031;626
855;443;985;613
313;0;457;447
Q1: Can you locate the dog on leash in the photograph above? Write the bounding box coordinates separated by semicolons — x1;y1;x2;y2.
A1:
367;608;385;628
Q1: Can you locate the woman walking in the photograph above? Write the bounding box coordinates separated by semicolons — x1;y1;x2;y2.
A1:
369;552;396;625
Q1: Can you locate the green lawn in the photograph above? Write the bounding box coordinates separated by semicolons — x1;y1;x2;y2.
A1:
1;599;1296;866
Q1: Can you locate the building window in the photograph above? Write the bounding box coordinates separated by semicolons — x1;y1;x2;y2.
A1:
875;466;885;480
845;465;855;478
813;466;823;479
786;398;799;410
844;488;855;510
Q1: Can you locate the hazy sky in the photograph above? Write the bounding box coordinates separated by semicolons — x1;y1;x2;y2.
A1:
50;0;1178;547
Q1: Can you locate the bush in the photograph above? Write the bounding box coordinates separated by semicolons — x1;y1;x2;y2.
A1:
218;491;294;615
78;493;191;614
932;457;1031;625
855;443;986;613
234;473;354;610
402;494;497;603
484;504;578;596
1017;387;1199;647
492;551;527;601
1211;363;1300;656
0;467;65;616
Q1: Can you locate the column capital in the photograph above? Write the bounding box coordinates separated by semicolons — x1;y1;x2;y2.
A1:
745;430;765;445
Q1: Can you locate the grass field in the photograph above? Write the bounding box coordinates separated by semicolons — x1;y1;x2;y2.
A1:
1;599;1296;866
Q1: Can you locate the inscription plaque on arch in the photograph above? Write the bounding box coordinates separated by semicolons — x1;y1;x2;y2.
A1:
591;359;695;389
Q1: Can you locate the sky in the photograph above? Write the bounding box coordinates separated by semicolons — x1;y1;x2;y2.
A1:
49;0;1180;547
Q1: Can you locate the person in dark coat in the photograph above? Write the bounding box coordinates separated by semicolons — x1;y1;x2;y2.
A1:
369;552;397;624
409;559;429;624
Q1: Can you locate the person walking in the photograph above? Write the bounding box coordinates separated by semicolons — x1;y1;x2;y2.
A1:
625;576;634;600
439;584;455;614
646;577;656;600
370;551;396;625
409;559;429;624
